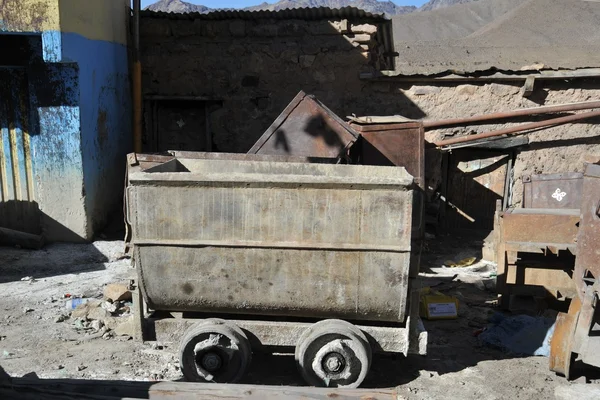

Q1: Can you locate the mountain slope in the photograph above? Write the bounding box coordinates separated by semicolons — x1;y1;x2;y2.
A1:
145;0;211;13
419;0;481;12
145;0;481;15
245;1;416;15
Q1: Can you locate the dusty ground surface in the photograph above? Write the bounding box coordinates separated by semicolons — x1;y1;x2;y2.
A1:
0;236;593;399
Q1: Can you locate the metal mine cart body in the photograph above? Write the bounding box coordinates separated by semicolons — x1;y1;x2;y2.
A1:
126;151;427;388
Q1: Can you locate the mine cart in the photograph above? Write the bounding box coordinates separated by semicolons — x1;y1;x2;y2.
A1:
126;151;426;388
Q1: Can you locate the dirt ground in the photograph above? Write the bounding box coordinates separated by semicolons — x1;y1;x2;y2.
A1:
0;235;589;399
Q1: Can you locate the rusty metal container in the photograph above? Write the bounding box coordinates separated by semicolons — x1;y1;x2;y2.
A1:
249;91;358;159
127;153;415;323
496;208;580;308
523;172;583;209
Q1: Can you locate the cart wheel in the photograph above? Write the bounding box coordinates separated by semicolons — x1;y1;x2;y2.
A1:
179;319;252;383
295;319;372;388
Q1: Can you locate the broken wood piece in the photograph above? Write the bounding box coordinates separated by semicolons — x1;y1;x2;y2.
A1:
148;381;398;399
0;227;45;250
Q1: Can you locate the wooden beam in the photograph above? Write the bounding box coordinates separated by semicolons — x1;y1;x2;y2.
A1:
149;382;397;400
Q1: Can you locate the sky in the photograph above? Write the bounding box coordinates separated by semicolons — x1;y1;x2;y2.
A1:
141;0;429;9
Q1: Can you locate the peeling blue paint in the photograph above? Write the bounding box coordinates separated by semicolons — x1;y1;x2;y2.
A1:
61;32;132;232
41;30;61;62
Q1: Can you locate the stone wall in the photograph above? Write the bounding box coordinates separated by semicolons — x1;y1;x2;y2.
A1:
405;81;600;207
140;16;407;153
141;16;600;214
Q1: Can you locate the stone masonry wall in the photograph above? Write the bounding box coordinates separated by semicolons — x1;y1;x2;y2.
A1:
140;17;403;153
141;16;600;210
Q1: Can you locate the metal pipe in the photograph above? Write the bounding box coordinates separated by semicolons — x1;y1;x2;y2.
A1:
424;100;600;129
435;109;600;148
133;0;143;153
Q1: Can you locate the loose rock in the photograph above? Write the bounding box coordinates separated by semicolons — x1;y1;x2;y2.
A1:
104;283;132;302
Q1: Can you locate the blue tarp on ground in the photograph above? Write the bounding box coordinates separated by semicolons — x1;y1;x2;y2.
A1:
479;314;556;356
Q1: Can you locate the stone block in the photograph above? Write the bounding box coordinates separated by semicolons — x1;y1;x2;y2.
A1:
115;316;135;337
456;84;478;96
70;300;102;319
351;24;378;35
348;34;372;44
301;42;322;55
229;20;245;37
330;19;348;33
299;55;316;68
87;307;112;322
104;283;132;302
250;24;278;37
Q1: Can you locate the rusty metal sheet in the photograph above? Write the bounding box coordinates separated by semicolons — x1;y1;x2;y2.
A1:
550;297;580;379
501;208;580;245
349;121;425;190
573;164;600;299
347;121;425;278
523;172;583;209
170;150;336;164
128;156;414;323
249;91;358;159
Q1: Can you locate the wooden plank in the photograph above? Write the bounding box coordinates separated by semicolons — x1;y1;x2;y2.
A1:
149;382;397;400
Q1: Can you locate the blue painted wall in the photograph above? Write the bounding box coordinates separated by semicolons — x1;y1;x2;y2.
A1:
62;32;132;234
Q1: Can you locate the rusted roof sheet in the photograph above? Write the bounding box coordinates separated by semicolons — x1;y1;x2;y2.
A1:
140;6;388;21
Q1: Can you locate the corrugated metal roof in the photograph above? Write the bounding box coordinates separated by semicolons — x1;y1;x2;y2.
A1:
140;6;388;21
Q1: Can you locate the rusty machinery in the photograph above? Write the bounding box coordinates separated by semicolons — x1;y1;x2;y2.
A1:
550;163;600;379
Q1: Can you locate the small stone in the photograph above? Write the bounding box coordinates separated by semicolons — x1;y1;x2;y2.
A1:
90;320;104;332
103;283;132;302
76;365;87;371
55;314;68;323
101;301;118;314
456;84;478;96
23;308;34;314
56;365;64;370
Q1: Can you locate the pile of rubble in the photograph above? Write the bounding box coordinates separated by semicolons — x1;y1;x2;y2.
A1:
58;283;136;341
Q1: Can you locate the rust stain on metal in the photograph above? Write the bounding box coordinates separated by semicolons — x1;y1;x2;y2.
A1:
550;297;580;379
249;91;358;159
573;164;600;300
523;173;583;210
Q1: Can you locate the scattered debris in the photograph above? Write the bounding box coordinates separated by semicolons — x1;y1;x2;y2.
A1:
103;283;132;302
2;351;15;358
54;314;69;323
66;297;91;310
444;257;477;268
70;300;102;318
101;301;118;313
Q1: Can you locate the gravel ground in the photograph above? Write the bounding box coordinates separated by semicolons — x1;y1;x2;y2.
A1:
0;238;586;399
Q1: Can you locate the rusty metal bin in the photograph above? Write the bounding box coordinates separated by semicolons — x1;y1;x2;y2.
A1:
126;152;426;388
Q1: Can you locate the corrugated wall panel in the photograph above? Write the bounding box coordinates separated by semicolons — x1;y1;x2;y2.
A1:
0;68;39;233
